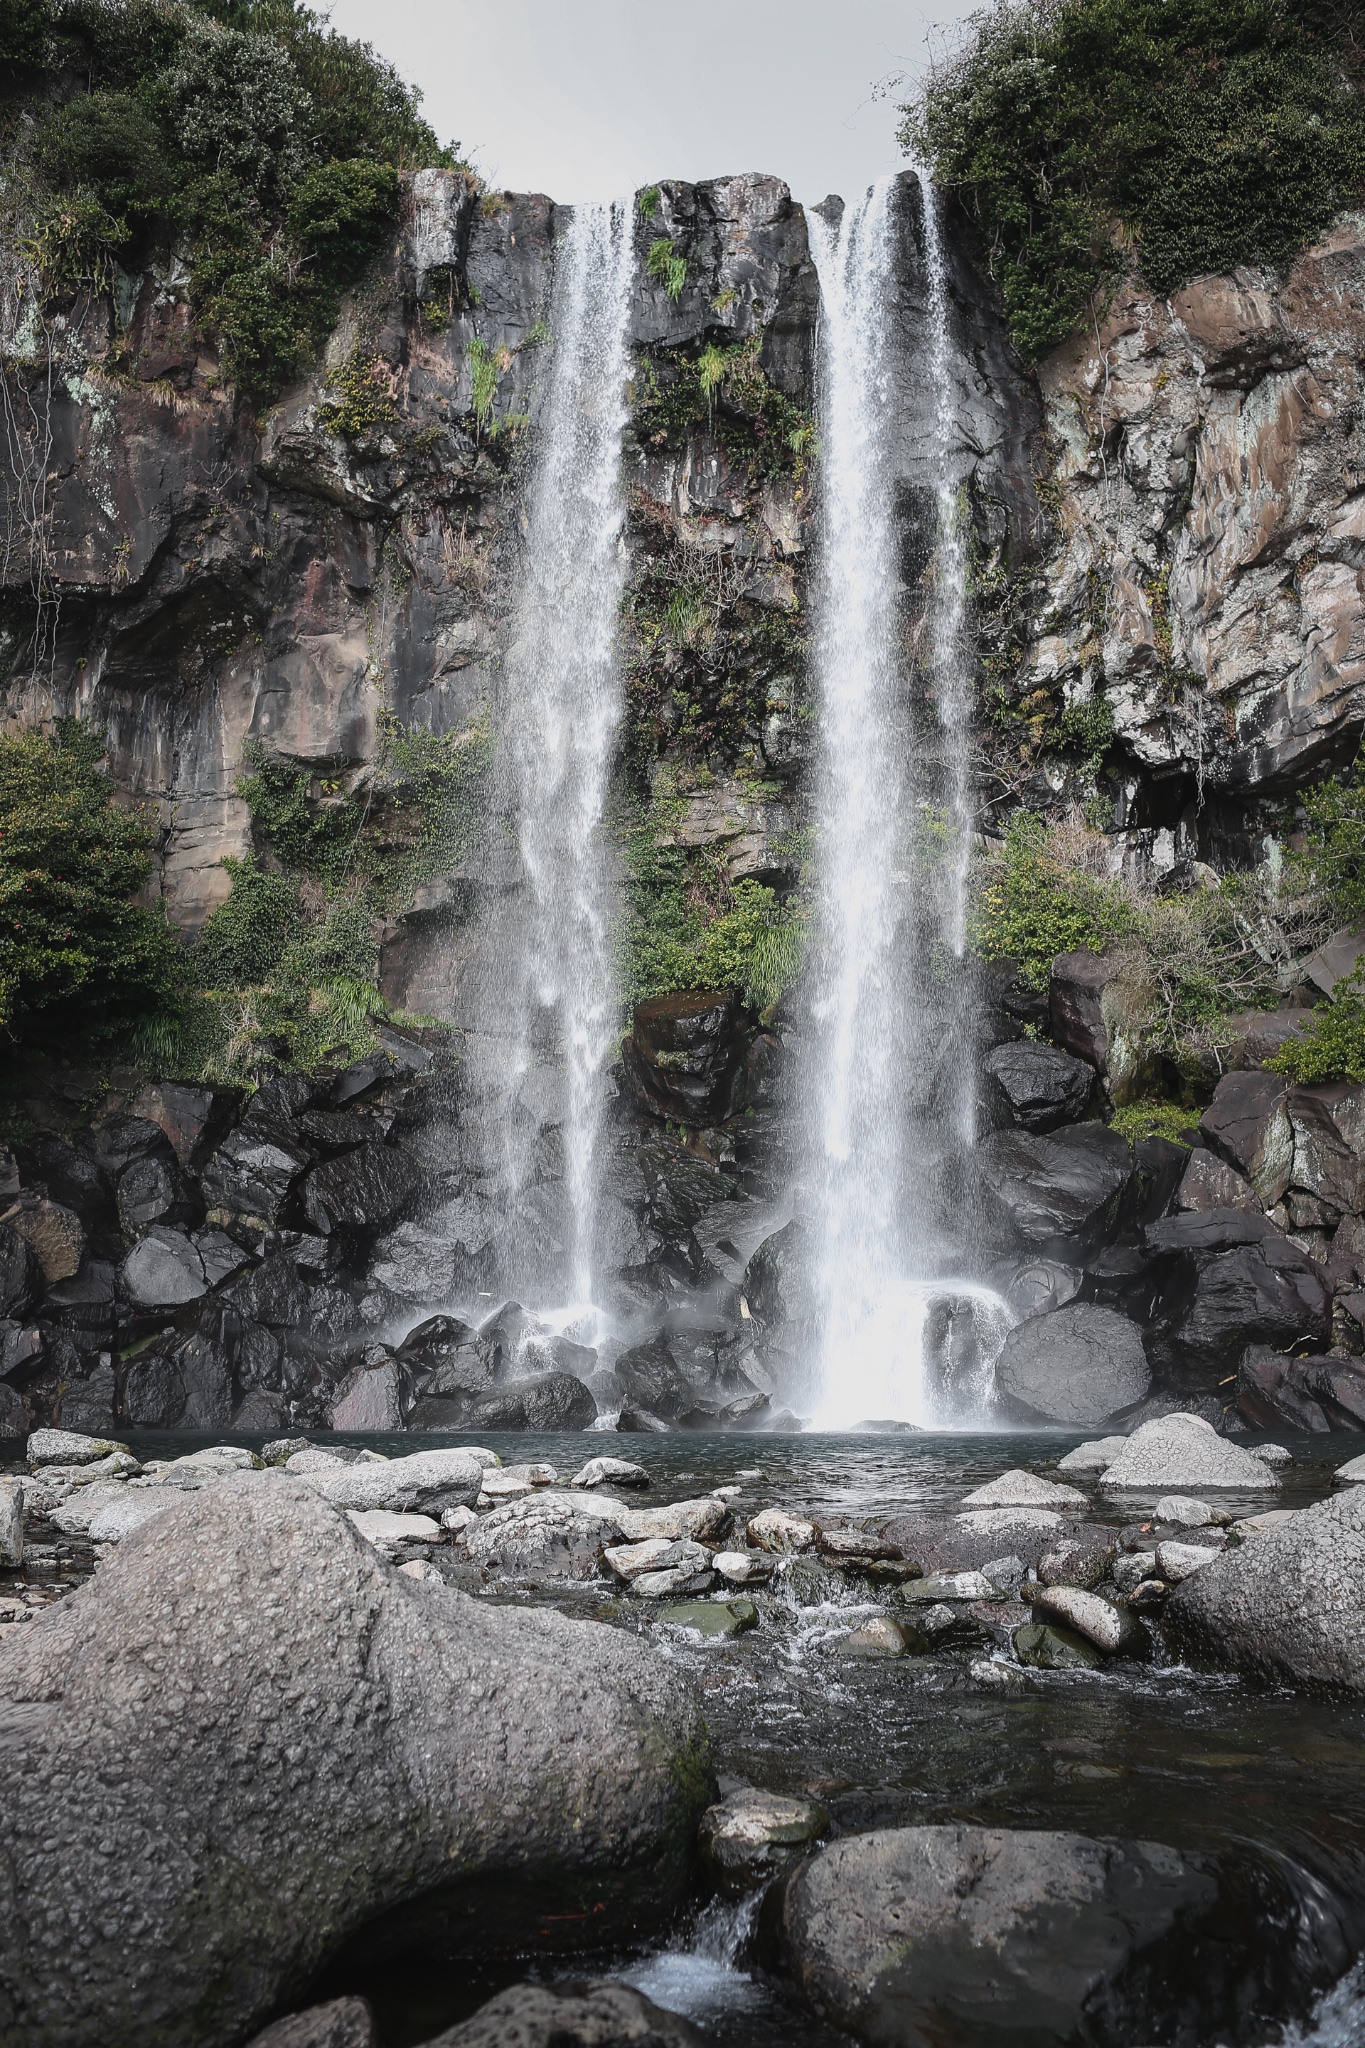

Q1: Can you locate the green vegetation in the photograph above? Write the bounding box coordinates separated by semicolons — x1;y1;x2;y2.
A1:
6;0;462;400
633;337;815;483
973;807;1334;1083
1269;978;1365;1084
1109;1097;1201;1144
637;184;661;219
617;796;805;1015
0;721;184;1042
315;343;398;437
647;234;688;300
902;0;1365;358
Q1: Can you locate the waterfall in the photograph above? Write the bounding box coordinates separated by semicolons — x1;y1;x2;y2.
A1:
803;172;1003;1428
483;200;635;1314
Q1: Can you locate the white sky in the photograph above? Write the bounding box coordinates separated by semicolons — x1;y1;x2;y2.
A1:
323;0;979;208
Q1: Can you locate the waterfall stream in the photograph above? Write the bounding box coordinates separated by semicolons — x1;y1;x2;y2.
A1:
804;174;1006;1428
484;200;635;1316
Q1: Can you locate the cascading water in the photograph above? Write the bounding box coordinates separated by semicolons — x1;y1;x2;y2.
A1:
803;172;1007;1428
478;200;635;1318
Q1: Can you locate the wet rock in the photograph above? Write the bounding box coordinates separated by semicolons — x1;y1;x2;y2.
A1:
202;1123;314;1230
0;1194;85;1285
883;1508;1065;1575
424;1979;704;2048
1030;1585;1147;1656
573;1456;650;1489
773;1555;844;1606
1198;1072;1294;1205
122;1351;189;1429
617;1407;671;1433
970;1657;1031;1694
1168;1488;1365;1689
994;1304;1151;1426
839;1615;909;1658
817;1527;903;1563
614;1339;697;1423
1241;1349;1365;1434
620;1497;731;1543
657;1597;757;1636
1157;1539;1222;1583
782;1825;1230;2046
1112;1551;1158;1593
900;1569;1000;1603
634;1564;716;1598
130;1082;242;1174
1142;1209;1331;1390
119;1227;209;1309
0;1225;41;1319
747;1507;815;1553
1177;1148;1259;1214
605;1538;712;1582
960;1470;1090;1510
1099;1414;1280;1492
295;1449;486;1514
699;1788;829;1895
245;1996;375;2048
622;989;750;1124
983;1040;1094;1133
19;1133;118;1242
302;1143;422;1237
1037;1529;1118;1589
0;1383;28;1439
0;1476;711;2047
741;1218;813;1328
978;1123;1132;1258
1049;950;1122;1072
329;1354;404;1431
1013;1620;1104;1670
116;1144;199;1240
462;1490;625;1579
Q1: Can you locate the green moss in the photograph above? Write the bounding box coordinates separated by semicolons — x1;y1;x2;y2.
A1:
902;0;1365;359
633;336;814;483
637;183;661;219
316;344;398;437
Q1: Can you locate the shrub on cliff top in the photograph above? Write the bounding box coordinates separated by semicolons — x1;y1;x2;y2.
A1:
0;722;184;1040
903;0;1365;358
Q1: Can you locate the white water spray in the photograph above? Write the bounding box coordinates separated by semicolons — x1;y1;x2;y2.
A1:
804;173;1002;1428
486;201;635;1311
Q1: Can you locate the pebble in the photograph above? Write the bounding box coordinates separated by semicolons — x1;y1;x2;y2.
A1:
1156;1539;1222;1583
960;1470;1090;1511
658;1597;757;1636
1252;1443;1293;1468
746;1508;816;1554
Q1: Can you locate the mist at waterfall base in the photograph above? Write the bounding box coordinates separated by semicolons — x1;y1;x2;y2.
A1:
800;173;1010;1432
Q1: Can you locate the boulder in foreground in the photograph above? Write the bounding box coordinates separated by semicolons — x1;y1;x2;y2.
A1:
0;1475;711;2048
781;1823;1351;2047
1098;1413;1279;1492
1167;1488;1365;1691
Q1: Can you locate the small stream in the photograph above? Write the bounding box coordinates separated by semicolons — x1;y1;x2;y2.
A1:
130;1426;1365;2046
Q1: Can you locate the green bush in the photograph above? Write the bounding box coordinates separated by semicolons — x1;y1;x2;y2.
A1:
37;88;175;218
287;156;398;295
1;0;50;69
1108;1097;1200;1144
1286;746;1365;920
903;0;1365;358
236;744;363;879
973;811;1133;987
0;721;184;1038
1269;976;1365;1083
162;17;310;191
193;852;300;987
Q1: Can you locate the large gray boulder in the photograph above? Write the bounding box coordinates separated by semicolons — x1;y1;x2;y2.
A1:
993;1304;1150;1424
294;1448;486;1513
780;1824;1341;2047
1099;1413;1279;1493
977;1124;1132;1258
1168;1488;1365;1691
0;1475;711;2048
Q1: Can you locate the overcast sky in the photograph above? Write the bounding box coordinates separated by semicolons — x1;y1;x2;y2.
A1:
324;0;978;207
